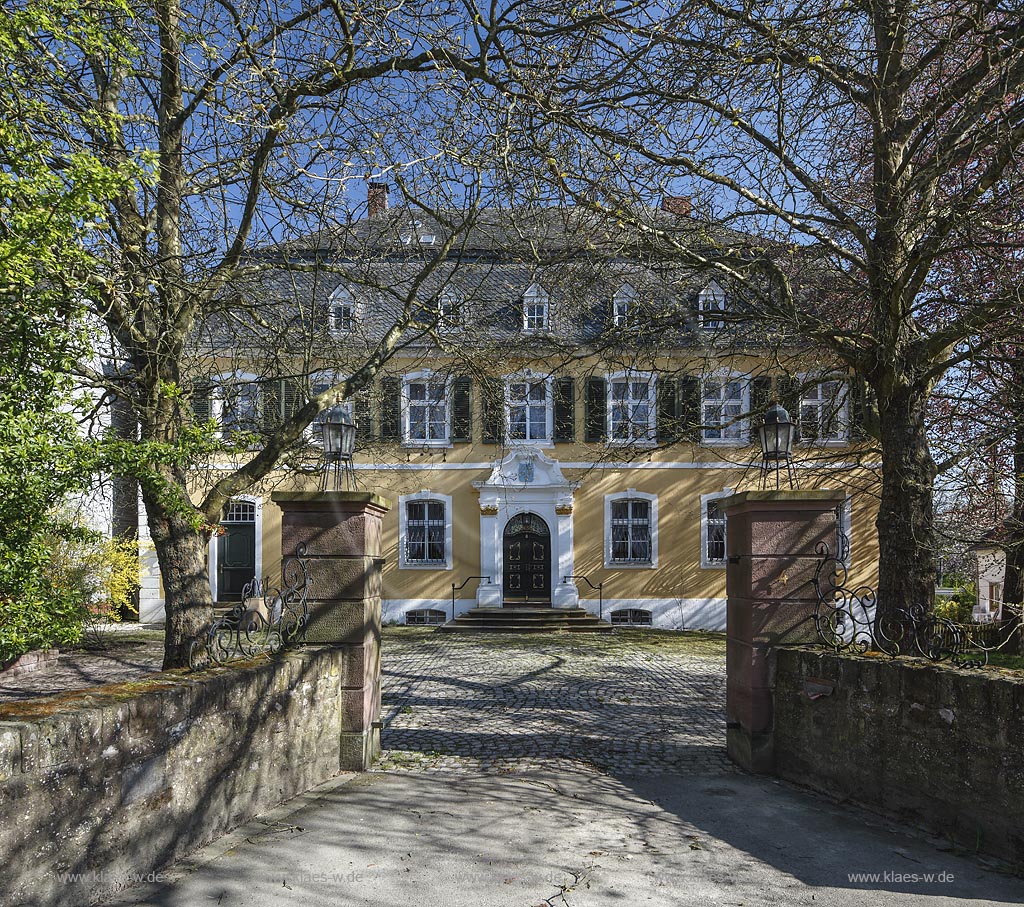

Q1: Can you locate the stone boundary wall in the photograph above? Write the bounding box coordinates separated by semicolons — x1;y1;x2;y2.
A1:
774;648;1024;867
0;646;352;907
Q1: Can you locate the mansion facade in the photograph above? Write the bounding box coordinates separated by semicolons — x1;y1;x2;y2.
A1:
134;202;879;629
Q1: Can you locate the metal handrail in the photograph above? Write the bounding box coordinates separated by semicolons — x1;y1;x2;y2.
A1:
450;576;491;622
564;574;604;621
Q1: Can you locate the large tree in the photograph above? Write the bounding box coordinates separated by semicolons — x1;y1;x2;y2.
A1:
489;0;1024;619
17;0;530;667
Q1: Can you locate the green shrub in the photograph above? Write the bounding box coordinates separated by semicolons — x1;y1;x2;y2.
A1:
0;526;139;665
934;586;976;624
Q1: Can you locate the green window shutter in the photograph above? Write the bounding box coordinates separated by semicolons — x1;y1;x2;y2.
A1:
354;397;373;446
848;376;874;441
748;375;774;443
677;376;701;442
261;379;281;433
777;376;802;442
657;374;679;442
451;376;473;443
553;377;575;442
584;376;607;442
282;379;300;420
379;377;402;441
481;377;503;444
191;380;212;424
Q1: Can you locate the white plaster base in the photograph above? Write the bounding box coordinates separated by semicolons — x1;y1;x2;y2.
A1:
383;598;476;623
578;597;728;631
552;581;580;608
476;583;502;606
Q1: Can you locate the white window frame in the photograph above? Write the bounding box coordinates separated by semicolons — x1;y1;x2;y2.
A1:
604;489;659;569
522;282;550;332
700;373;749;446
212;371;261;440
698;281;727;329
401;370;451;448
837;495;853;564
398;491;453;570
504;371;554;446
328;286;356;336
606;371;657;446
798;375;849;444
613;283;636;327
437;291;461;332
701;488;734;569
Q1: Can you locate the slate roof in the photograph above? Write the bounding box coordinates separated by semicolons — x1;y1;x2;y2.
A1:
202;205;784;353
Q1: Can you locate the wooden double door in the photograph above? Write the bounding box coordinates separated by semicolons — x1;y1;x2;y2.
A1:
502;512;551;605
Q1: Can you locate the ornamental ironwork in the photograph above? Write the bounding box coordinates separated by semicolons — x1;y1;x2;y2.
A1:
189;544;311;670
813;543;1020;668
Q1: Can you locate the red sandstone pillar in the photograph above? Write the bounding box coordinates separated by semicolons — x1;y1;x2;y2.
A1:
271;491;391;771
721;490;846;773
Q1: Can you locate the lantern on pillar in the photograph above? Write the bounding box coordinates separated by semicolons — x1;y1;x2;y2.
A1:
320;405;356;491
758;401;795;489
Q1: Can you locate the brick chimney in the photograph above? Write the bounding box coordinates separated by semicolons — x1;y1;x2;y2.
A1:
367;182;388;217
662;195;692;217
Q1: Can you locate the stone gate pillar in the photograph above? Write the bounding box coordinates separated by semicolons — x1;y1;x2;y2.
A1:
721;490;846;773
271;491;391;771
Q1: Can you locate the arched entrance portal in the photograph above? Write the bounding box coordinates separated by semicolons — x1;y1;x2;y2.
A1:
502;512;551;605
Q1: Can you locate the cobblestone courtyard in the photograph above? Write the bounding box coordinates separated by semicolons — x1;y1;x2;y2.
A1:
377;628;731;775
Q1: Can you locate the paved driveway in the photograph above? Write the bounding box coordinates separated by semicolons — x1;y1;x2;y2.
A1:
379;628;730;774
104;629;1024;907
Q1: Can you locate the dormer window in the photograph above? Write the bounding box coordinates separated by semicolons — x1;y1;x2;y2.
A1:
413;292;461;331
438;292;460;330
523;282;549;332
402;220;436;245
613;284;636;327
698;282;727;329
329;287;355;335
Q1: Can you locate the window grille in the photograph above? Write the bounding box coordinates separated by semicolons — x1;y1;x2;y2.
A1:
406;500;446;564
610;499;652;563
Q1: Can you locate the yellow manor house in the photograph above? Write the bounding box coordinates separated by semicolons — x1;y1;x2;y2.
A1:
134;198;880;630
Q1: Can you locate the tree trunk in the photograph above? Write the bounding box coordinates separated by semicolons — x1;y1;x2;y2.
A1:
1005;354;1024;652
874;382;938;627
141;483;213;669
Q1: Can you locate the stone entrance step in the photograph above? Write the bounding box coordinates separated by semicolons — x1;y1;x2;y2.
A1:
439;606;613;634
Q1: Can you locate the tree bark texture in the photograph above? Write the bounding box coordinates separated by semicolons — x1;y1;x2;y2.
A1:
141;480;213;669
874;382;937;624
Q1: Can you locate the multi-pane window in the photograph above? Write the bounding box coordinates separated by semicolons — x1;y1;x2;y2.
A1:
405;499;446;564
613;284;635;327
329;288;355;335
404;377;448;443
800;380;847;441
222;500;256;523
698;283;726;329
610;608;653;626
220;381;260;435
705;500;727;564
610;499;653;563
406;608;446;625
438;293;460;330
609;376;655;442
507;379;550;441
702;378;745;441
523;283;549;331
